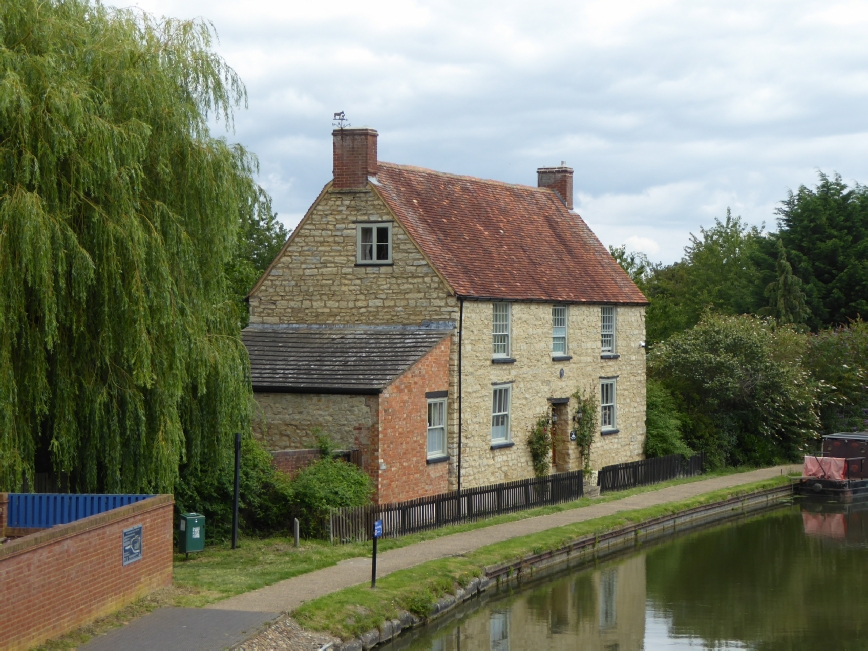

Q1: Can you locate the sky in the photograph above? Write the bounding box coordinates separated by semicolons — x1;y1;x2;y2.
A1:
126;0;868;263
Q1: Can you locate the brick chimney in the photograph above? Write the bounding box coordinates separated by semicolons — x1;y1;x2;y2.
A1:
537;163;574;210
332;127;378;189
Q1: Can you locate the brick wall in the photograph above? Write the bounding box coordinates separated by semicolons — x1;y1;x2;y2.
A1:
332;128;378;189
271;449;362;479
0;494;174;650
378;336;451;503
272;449;323;477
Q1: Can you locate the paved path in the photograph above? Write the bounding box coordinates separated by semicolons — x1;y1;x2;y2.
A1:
82;608;278;651
208;465;798;614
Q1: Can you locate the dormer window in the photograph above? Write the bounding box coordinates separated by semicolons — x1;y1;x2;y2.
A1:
356;222;392;264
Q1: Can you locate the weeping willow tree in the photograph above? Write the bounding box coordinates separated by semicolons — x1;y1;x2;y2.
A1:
0;0;268;492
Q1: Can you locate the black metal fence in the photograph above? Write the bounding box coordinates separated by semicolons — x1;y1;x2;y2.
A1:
325;469;584;543
597;453;705;494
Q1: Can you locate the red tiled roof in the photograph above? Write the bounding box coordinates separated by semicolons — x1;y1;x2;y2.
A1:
373;163;648;305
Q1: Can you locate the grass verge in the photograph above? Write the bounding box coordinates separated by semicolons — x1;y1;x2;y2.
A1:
292;475;792;640
172;465;792;607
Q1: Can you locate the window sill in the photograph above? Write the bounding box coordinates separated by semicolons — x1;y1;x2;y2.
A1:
601;428;620;436
600;353;620;360
551;355;573;362
354;262;393;267
490;441;514;450
492;357;516;364
426;455;449;465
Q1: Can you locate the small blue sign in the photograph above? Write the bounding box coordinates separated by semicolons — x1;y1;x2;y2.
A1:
373;519;383;539
122;524;143;566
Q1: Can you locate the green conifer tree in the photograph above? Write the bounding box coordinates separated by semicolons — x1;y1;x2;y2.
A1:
764;239;809;325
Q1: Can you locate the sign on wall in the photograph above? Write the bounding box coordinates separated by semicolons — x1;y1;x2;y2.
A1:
122;524;143;566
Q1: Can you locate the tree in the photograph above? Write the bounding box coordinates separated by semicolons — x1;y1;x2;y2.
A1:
641;211;765;344
226;197;289;327
608;245;658;293
762;238;809;325
803;320;868;435
0;0;270;492
774;172;868;329
644;378;692;458
649;313;819;467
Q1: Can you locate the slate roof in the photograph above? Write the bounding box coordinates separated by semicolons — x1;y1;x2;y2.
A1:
373;162;648;305
242;324;452;394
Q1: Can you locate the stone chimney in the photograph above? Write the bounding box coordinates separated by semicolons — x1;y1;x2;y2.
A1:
332;127;378;189
537;163;574;210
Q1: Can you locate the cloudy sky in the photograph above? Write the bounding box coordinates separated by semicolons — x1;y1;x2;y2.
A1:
128;0;868;263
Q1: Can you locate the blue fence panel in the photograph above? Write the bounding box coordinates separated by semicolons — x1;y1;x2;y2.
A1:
7;493;154;529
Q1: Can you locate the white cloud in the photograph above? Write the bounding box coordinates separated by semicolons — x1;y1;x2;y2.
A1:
126;0;868;263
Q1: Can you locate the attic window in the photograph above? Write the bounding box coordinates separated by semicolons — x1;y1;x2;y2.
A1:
356;223;392;264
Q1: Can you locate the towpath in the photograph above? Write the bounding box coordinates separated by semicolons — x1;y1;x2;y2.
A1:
82;465;798;650
210;464;798;613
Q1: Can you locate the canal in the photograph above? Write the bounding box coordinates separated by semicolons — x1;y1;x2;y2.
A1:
397;501;868;650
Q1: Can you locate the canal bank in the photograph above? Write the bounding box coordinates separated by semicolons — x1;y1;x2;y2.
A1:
79;466;798;651
259;469;799;650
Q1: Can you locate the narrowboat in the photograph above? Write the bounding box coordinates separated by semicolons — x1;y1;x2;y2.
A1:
796;432;868;503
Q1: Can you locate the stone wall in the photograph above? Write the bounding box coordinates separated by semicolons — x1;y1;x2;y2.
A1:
248;186;459;326
455;301;646;489
251;392;376;452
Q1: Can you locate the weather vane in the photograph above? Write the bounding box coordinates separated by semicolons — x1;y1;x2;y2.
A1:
332;111;350;129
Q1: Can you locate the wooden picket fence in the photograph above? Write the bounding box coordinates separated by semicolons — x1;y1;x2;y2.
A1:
325;469;584;543
597;452;705;494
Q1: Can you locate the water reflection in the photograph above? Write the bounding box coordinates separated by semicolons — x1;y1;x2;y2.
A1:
405;502;868;650
801;501;868;547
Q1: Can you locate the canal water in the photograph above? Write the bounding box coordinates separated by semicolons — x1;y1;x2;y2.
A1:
400;501;868;650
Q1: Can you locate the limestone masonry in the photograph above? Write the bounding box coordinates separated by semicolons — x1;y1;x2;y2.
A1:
245;127;648;502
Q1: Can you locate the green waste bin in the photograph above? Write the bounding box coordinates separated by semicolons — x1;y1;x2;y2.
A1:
179;513;205;554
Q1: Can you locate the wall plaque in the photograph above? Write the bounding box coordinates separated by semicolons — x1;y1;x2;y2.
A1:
122;524;143;566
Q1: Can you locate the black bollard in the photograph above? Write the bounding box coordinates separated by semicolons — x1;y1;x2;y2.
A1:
294;517;300;548
232;433;241;549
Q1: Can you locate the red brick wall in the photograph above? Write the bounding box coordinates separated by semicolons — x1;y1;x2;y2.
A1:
272;449;323;478
377;336;451;503
0;494;174;650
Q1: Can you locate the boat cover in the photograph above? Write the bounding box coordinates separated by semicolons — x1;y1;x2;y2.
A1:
804;456;847;480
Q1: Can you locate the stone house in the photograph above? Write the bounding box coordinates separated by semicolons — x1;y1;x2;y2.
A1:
244;127;648;504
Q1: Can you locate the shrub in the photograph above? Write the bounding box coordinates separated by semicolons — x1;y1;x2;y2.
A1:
645;379;693;458
650;312;820;467
291;457;373;537
175;435;293;541
804;320;868;435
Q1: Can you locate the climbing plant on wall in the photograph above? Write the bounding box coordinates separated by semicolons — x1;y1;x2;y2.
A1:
571;388;599;472
527;413;553;478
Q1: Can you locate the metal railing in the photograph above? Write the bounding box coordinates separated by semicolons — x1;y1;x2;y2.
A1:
326;469;584;543
598;453;705;494
7;493;154;529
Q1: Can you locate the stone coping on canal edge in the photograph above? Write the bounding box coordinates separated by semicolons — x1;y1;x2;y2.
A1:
315;483;794;651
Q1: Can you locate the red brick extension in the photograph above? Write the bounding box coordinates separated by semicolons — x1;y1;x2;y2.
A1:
376;335;451;503
0;494;174;651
